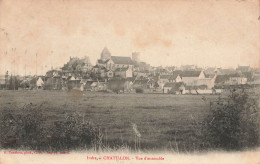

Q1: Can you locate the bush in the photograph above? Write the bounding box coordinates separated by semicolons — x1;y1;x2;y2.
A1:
0;103;103;151
202;89;259;151
135;88;144;93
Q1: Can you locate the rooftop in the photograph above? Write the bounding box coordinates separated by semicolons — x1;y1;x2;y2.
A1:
111;56;134;65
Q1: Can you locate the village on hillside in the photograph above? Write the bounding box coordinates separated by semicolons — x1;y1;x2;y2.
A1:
0;47;260;94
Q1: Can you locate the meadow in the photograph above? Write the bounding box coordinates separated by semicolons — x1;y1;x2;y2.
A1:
0;90;222;152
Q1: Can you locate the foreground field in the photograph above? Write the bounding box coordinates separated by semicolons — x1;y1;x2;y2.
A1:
0;90;220;152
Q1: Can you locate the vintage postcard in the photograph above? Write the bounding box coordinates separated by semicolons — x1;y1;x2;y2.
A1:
0;0;259;163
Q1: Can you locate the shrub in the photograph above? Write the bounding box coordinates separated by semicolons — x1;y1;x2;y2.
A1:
202;88;259;151
0;103;103;151
135;88;144;93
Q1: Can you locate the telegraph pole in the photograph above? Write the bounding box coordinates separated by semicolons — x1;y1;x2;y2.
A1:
51;51;53;90
24;50;27;89
36;53;37;77
14;48;16;91
5;51;7;90
12;48;16;91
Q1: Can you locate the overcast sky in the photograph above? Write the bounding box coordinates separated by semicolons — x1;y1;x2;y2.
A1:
0;0;259;75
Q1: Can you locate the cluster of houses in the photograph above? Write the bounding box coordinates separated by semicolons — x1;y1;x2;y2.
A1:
0;47;260;94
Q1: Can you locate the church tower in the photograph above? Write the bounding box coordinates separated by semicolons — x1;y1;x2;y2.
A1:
101;47;111;61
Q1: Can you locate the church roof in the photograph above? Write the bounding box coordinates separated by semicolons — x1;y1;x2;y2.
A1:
101;47;111;56
111;56;134;65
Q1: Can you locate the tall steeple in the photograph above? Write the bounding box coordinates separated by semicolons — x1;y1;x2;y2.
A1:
101;47;111;61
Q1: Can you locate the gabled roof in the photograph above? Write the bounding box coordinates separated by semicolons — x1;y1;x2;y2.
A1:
111;56;133;65
181;77;200;86
101;47;111;56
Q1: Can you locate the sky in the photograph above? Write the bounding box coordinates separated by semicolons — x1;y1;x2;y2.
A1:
0;0;259;75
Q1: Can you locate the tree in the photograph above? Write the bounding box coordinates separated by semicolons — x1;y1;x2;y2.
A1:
8;76;19;90
202;88;259;150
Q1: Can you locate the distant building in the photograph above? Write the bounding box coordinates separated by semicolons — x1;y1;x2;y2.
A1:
177;71;216;89
100;47;111;61
132;52;141;63
229;77;247;85
134;62;151;72
114;67;133;78
157;75;170;89
157;73;181;89
97;47;134;71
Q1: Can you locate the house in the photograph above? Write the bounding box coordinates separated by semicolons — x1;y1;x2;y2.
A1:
114;67;133;78
229;77;247;85
179;71;216;89
163;82;185;94
157;75;170;89
215;73;241;85
157;72;182;89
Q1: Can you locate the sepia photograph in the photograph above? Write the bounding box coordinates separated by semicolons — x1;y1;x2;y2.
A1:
0;0;259;163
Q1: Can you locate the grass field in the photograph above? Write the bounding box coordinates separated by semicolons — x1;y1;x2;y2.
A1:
0;90;221;152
